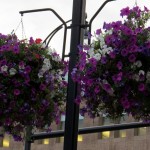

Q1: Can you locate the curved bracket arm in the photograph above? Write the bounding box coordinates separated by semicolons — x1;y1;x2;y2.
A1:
19;8;68;59
88;0;115;44
42;19;72;60
19;8;67;28
89;0;115;27
43;19;72;46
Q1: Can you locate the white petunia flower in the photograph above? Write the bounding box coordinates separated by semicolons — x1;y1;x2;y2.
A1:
43;58;50;64
102;45;107;49
38;70;44;78
107;47;113;52
52;55;61;62
146;71;150;81
41;43;46;48
93;53;101;60
87;47;95;57
9;68;17;75
81;91;85;97
135;60;142;68
106;29;113;35
43;58;52;69
139;70;145;75
1;65;8;72
132;74;139;81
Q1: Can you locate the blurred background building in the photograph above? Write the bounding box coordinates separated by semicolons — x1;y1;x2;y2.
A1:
0;114;150;150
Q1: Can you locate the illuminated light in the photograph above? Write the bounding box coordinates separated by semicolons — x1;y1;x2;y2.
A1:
60;137;64;143
139;127;146;136
120;131;126;137
43;139;49;145
78;135;83;142
102;131;110;139
3;138;9;147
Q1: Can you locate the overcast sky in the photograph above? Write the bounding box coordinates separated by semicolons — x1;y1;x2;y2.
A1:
0;0;150;55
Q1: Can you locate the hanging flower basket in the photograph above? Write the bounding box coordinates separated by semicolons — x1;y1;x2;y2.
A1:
72;6;150;121
0;34;67;141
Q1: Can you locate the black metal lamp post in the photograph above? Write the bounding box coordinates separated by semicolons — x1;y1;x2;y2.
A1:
63;0;86;149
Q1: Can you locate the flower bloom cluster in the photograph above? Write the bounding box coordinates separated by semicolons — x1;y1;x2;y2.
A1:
0;34;67;141
72;6;150;121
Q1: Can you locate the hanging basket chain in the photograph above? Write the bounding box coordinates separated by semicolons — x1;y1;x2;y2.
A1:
134;0;137;6
12;16;27;40
21;17;27;40
13;19;22;34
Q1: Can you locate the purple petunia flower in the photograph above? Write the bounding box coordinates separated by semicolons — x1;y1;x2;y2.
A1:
29;37;34;44
87;79;93;86
87;32;92;39
128;54;136;63
0;59;7;65
121;49;128;57
83;45;90;50
89;58;97;67
134;28;142;34
40;84;46;91
75;96;81;105
5;118;12;126
121;99;130;109
117;61;123;70
121;26;133;35
112;72;123;83
13;44;20;54
130;45;138;53
94;86;100;94
103;22;112;30
138;46;145;52
102;83;114;95
144;6;149;12
109;51;116;59
120;7;130;17
138;83;145;92
42;99;49;107
19;61;25;69
101;56;107;64
24;66;31;73
105;35;112;45
96;29;101;35
112;21;122;30
13;135;22;142
77;44;83;51
14;89;20;96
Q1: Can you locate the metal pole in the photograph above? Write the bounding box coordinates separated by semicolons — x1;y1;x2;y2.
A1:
63;0;86;150
24;126;32;150
24;140;31;150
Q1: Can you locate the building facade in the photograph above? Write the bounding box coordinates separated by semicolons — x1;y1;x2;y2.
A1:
0;114;150;150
